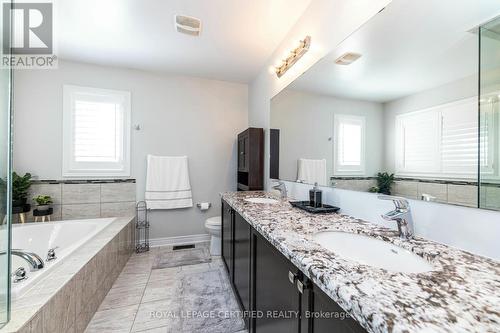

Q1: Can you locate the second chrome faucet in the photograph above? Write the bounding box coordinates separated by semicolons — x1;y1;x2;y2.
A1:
378;195;415;240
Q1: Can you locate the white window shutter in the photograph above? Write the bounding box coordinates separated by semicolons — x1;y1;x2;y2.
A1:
63;85;131;177
334;115;366;175
441;97;478;175
397;110;440;173
395;97;480;179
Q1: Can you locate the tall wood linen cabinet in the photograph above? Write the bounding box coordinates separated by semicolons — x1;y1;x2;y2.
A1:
237;128;264;191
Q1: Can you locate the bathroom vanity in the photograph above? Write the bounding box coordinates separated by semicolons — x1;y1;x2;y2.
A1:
221;192;500;333
222;197;365;332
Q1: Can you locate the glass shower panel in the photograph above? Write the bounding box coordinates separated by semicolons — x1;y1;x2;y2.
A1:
0;69;11;327
479;16;500;210
0;0;12;327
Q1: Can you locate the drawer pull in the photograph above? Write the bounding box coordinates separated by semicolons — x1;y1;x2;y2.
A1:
288;271;296;284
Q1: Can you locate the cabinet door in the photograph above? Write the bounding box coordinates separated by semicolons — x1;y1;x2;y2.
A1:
221;200;234;281
308;284;366;333
233;212;251;326
238;134;249;172
253;231;300;333
238;137;244;171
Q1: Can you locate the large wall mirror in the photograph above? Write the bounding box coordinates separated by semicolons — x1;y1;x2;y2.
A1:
270;0;500;210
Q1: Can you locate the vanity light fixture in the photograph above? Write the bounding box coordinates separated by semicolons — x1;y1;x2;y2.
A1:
334;52;362;65
275;36;311;78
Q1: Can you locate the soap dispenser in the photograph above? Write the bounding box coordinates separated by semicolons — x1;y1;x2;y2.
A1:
309;182;323;208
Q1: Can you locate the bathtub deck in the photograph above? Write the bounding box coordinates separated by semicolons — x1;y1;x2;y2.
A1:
85;243;248;333
0;216;135;333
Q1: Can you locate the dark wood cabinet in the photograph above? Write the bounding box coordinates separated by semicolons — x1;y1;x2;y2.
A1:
252;230;301;333
221;200;234;281
303;281;366;333
233;212;251;326
221;199;367;333
269;128;280;180
237;128;264;191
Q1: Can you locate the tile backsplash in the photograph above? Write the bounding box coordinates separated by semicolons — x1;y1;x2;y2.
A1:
18;179;136;222
330;177;487;208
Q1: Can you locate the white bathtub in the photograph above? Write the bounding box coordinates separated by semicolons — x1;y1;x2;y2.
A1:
11;218;114;298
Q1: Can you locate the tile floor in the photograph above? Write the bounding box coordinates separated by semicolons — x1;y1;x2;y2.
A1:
85;243;247;333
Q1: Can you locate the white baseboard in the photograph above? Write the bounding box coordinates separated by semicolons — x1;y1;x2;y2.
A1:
150;233;211;247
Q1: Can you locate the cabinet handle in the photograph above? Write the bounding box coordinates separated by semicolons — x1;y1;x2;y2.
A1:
296;280;304;294
288;271;296;284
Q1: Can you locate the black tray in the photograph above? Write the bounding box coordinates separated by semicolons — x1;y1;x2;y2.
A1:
289;201;340;214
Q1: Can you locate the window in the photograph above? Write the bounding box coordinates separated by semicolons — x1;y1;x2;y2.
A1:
63;85;131;177
395;97;480;179
334;114;366;175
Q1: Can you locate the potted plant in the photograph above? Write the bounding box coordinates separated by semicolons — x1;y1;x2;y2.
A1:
33;195;53;211
369;172;395;195
12;172;32;208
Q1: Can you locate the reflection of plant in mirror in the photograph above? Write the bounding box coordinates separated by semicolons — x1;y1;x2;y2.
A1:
33;195;53;206
369;172;395;195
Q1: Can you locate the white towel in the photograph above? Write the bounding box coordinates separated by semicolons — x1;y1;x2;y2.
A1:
297;158;327;186
145;155;193;210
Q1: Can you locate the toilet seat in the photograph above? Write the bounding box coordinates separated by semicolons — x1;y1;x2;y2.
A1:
205;216;221;227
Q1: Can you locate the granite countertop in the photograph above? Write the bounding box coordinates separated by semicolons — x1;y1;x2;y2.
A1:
221;191;500;333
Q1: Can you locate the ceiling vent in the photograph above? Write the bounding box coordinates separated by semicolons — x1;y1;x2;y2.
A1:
335;52;362;65
174;15;202;37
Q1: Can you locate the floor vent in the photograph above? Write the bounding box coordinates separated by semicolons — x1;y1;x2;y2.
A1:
173;244;195;251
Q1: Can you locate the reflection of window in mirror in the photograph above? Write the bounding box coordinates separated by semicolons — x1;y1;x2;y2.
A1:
333;114;366;175
395;97;483;179
480;95;499;180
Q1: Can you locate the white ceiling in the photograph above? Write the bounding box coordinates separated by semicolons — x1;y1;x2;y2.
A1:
56;0;312;82
288;0;500;103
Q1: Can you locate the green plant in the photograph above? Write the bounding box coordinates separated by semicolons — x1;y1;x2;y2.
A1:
12;172;32;203
375;172;395;195
33;195;53;206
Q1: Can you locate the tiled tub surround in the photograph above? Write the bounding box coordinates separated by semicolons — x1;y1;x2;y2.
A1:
23;180;136;222
0;216;135;333
221;191;500;333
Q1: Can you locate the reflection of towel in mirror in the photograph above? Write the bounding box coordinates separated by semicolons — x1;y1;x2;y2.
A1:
297;158;327;186
145;155;193;210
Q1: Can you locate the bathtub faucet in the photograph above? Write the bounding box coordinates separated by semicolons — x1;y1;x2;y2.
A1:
11;249;44;271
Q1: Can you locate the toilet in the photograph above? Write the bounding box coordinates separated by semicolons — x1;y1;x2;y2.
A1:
205;216;222;256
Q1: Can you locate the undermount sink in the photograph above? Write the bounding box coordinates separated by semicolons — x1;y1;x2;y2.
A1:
313;231;434;273
244;197;280;204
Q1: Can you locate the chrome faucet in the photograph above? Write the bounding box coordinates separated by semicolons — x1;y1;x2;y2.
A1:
11;249;44;271
272;181;288;199
378;195;414;240
46;247;58;262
